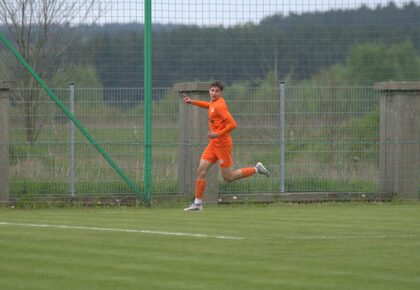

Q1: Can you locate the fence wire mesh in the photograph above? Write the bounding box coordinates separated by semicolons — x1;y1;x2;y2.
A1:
1;0;420;201
7;85;405;199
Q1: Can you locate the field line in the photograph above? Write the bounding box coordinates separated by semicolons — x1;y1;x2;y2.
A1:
0;221;244;240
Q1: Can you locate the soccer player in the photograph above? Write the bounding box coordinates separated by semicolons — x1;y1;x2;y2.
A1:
183;81;270;211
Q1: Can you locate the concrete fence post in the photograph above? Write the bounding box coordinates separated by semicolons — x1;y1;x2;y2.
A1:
0;82;10;203
174;82;219;204
375;82;420;200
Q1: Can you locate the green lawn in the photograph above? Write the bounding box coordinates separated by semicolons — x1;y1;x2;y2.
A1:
1;203;420;290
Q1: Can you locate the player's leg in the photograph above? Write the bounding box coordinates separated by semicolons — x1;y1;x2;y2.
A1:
217;144;256;182
194;158;214;202
220;162;270;182
184;159;214;211
217;144;270;182
220;166;256;182
184;144;217;211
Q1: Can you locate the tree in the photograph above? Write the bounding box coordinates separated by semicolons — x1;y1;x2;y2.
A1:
0;0;104;143
346;41;420;86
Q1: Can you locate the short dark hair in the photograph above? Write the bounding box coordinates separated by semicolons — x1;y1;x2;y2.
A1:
210;81;224;91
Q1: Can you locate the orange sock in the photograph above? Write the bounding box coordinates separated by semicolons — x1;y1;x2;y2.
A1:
240;167;257;177
195;179;206;200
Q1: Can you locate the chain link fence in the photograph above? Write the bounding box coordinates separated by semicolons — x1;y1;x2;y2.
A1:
6;85;398;201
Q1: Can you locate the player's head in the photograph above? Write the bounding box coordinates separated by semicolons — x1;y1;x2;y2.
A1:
210;81;224;91
209;81;223;101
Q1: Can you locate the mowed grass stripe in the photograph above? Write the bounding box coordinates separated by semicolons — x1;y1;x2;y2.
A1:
2;219;420;241
0;227;290;289
0;228;218;289
0;221;243;240
2;206;413;236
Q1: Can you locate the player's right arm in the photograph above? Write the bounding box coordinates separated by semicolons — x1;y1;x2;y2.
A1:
183;93;209;109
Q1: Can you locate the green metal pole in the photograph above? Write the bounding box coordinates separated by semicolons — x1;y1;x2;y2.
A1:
0;32;146;204
144;0;152;203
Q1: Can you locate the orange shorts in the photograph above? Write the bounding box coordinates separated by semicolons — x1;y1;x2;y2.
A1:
201;142;232;168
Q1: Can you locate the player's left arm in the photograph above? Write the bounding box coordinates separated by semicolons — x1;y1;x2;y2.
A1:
217;113;237;137
209;107;237;139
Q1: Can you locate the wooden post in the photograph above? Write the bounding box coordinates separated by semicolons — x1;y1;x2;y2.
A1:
375;82;420;200
174;82;219;205
0;83;10;203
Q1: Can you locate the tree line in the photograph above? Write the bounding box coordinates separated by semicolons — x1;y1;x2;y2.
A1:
2;1;420;89
79;2;420;88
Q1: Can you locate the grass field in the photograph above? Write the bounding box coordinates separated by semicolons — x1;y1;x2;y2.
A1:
1;203;420;290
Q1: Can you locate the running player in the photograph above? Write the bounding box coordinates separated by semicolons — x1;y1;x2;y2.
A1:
183;81;270;211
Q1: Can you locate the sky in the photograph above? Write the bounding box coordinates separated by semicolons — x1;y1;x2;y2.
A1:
97;0;414;26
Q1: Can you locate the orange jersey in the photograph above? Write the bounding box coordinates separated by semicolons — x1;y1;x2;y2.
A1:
208;97;237;147
191;96;237;147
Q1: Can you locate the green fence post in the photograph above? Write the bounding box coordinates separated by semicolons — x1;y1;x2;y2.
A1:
144;0;152;204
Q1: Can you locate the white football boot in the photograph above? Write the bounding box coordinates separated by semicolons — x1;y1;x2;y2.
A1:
183;203;203;211
256;162;270;177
